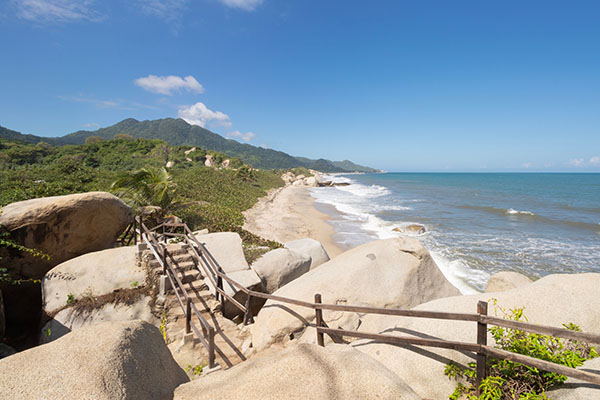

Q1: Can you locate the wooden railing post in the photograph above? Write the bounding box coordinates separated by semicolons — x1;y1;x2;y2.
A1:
162;246;167;275
185;297;191;334
162;224;166;243
476;300;488;393
216;275;223;303
208;327;216;369
133;217;137;245
315;293;325;347
243;294;254;325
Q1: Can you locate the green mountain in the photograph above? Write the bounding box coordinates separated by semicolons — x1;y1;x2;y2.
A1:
0;118;379;172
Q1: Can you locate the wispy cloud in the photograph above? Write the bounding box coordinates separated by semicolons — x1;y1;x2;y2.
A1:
590;156;600;166
58;95;158;110
58;95;119;108
178;102;231;128
227;130;256;142
219;0;264;11
568;158;585;167
135;74;204;96
136;0;188;22
12;0;104;23
521;162;533;169
82;122;100;129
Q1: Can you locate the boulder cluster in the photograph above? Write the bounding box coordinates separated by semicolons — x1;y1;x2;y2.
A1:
1;192;599;399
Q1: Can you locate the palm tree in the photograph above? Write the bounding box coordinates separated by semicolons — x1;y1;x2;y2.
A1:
111;167;177;214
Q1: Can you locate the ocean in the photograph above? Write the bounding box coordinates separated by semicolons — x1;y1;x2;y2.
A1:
309;173;600;294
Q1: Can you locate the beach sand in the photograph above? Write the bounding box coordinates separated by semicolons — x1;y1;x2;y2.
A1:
243;185;344;258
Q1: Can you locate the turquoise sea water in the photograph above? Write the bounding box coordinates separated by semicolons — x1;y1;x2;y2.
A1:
309;173;600;293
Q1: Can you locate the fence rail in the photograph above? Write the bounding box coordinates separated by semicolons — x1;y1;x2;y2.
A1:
141;219;600;390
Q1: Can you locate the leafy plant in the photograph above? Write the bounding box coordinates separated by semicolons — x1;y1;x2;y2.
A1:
445;301;598;399
130;281;139;288
66;293;75;304
0;229;49;284
159;312;168;343
185;364;205;376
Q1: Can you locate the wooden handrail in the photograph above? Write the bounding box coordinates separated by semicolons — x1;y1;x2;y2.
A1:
139;221;216;368
144;218;600;388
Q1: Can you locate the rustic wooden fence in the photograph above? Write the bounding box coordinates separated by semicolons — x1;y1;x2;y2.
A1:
140;219;600;390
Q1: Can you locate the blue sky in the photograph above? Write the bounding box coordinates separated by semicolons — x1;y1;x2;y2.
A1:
1;0;599;172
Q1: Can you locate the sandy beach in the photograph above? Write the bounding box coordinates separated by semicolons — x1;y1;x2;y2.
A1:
243;185;344;258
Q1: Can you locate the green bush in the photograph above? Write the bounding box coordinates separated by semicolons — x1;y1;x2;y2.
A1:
445;301;598;399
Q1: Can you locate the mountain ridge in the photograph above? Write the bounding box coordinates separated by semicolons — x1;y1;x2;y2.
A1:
0;118;379;173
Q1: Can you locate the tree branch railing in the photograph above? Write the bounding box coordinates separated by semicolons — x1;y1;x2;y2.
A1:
145;219;600;390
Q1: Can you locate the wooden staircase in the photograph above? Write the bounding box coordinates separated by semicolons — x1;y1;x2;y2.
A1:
144;242;251;371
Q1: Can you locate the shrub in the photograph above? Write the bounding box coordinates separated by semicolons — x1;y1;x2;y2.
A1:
445;301;598;399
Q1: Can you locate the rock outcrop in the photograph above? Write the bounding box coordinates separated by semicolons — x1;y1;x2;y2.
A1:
547;357;600;399
486;270;533;292
173;343;420;400
251;248;311;294
42;246;144;314
204;154;214;167
351;273;600;400
284;238;330;270
251;237;460;351
194;232;248;273
0;192;133;279
41;295;156;343
196;232;265;319
393;224;426;235
0;320;189;399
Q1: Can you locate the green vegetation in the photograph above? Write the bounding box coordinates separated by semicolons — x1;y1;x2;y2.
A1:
0;230;49;284
445;301;598;399
0;118;378;172
0;137;283;248
185;364;205;376
289;166;313;177
66;294;74;304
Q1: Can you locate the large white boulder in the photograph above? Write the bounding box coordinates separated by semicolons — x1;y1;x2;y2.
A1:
0;192;133;279
251;248;311;293
174;343;420;400
217;269;265;319
0;320;189;399
194;232;248;273
351;273;600;400
547;357;600;399
42;246;144;314
251;237;459;351
486;270;533;292
41;295;157;343
284;238;330;270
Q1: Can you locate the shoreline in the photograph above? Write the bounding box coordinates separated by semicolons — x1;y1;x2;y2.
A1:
243;185;344;258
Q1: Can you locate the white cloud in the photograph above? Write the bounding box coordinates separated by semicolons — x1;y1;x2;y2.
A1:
12;0;103;23
178;102;231;128
82;122;100;129
590;156;600;166
522;162;532;169
227;131;256;142
568;158;585;167
135;74;204;96
219;0;263;11
136;0;188;22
